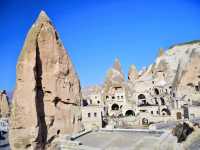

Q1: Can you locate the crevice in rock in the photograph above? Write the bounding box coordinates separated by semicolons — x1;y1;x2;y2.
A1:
53;97;61;107
34;35;47;150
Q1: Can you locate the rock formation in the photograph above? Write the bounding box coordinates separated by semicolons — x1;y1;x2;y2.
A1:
0;90;10;118
10;11;82;149
172;122;194;143
128;64;139;81
103;58;125;95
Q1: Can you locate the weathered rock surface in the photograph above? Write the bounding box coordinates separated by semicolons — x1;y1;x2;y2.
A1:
128;64;139;81
10;11;82;149
0;90;10;118
103;58;125;95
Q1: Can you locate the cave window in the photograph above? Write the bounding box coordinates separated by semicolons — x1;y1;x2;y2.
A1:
88;113;91;117
121;96;123;99
151;111;153;114
97;101;100;104
173;93;175;97
160;97;165;105
195;85;199;92
155;98;158;105
111;103;119;110
125;110;135;116
112;96;115;99
138;94;146;100
154;88;159;95
94;112;97;117
106;96;109;99
82;99;88;106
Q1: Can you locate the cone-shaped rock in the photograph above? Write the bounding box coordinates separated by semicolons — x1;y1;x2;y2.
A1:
113;58;122;73
128;64;139;81
10;11;82;149
0;90;9;118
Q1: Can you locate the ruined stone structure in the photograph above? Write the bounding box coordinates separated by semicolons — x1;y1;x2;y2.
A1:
0;90;10;118
82;41;200;129
10;11;82;149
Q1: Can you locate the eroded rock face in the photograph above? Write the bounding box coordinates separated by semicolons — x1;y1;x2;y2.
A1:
10;11;82;149
0;90;9;118
128;64;139;82
103;58;125;94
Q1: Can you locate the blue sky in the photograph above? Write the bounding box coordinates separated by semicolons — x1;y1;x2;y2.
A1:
1;0;200;91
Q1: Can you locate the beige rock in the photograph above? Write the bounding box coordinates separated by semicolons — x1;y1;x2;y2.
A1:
10;10;82;150
113;58;122;73
128;64;139;81
0;90;10;118
103;58;125;95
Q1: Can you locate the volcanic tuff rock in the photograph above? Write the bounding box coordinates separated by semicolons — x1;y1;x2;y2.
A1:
103;58;125;94
0;90;9;118
10;11;82;150
128;64;139;81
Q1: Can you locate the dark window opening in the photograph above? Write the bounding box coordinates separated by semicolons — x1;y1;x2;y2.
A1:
160;97;165;105
154;88;159;95
195;85;199;92
111;104;119;110
94;112;97;117
173;93;175;97
138;94;146;100
88;113;91;117
82;99;88;106
125;110;135;116
155;98;158;105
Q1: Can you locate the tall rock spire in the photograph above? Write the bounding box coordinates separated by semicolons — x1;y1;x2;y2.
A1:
0;90;9;118
10;11;82;149
113;57;122;73
128;64;139;81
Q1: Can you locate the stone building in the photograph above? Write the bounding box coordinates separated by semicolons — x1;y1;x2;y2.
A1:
81;105;104;129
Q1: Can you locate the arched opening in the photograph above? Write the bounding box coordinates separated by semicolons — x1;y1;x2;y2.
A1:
161;108;171;115
154;88;159;95
138;94;146;100
111;103;119;110
160;97;165;105
125;110;135;116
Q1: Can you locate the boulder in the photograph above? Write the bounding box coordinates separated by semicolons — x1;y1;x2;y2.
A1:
10;10;82;149
172;122;194;143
